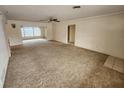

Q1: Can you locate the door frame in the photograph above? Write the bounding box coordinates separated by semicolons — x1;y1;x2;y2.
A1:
67;24;76;44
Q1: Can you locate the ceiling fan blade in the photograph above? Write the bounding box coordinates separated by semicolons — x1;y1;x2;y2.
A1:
40;20;48;21
56;20;60;22
39;19;49;23
39;18;60;22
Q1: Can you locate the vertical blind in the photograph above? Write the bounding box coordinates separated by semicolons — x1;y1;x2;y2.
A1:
21;27;41;37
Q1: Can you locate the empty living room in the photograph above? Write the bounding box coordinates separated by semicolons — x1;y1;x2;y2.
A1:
0;0;124;91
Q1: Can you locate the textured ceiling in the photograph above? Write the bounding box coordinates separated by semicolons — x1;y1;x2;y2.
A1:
0;5;124;21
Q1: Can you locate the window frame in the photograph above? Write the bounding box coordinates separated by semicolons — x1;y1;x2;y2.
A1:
21;26;41;38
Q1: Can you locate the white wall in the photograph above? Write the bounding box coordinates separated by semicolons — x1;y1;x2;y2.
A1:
46;22;53;40
54;12;124;59
0;14;10;87
7;20;53;46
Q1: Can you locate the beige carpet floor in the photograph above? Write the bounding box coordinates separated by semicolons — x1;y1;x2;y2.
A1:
4;39;124;88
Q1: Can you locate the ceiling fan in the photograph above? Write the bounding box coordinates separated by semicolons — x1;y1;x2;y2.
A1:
40;17;60;22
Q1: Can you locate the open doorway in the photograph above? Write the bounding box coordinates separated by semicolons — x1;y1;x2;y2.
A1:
67;24;75;45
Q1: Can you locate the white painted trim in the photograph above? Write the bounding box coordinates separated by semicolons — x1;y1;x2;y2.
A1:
0;80;2;88
0;57;9;88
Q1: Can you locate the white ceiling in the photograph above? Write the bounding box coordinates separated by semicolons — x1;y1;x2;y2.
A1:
0;5;124;21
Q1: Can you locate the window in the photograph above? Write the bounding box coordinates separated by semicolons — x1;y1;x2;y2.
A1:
21;27;41;37
33;27;41;36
